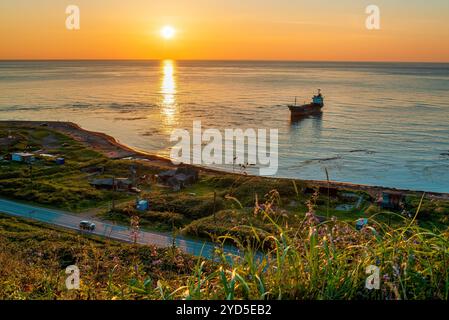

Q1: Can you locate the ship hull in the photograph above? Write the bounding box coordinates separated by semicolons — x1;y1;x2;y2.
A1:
288;103;323;117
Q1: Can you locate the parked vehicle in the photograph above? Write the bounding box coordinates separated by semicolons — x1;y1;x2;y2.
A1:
79;220;96;231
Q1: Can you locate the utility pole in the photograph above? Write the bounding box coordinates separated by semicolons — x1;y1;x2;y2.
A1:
325;168;330;218
29;162;33;187
213;190;217;224
130;164;139;204
111;176;116;211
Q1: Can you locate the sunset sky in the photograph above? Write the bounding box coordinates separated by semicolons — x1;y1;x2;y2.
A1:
1;0;449;61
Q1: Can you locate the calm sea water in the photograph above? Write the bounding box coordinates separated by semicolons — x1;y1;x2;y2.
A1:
1;60;448;192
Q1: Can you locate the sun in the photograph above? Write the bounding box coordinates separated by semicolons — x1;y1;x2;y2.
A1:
160;25;176;40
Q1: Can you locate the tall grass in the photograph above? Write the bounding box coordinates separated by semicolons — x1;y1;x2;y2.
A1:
1;187;448;300
168;189;449;300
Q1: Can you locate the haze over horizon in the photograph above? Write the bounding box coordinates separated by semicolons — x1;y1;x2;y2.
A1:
1;0;449;62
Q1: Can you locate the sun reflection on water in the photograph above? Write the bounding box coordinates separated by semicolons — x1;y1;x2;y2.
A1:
160;60;177;129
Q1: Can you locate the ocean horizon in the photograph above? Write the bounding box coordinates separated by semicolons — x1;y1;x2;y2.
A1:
1;60;448;192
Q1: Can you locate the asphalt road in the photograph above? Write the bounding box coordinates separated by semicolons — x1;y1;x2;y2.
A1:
0;198;241;259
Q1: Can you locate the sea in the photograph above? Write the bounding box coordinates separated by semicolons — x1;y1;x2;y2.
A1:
1;60;448;193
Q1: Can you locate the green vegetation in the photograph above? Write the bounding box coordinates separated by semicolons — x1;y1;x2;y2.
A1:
0;214;199;299
177;193;449;300
0;125;156;211
0;126;113;210
2;124;448;232
1;194;448;299
1;123;449;300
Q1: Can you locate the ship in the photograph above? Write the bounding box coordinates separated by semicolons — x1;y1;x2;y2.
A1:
288;89;324;117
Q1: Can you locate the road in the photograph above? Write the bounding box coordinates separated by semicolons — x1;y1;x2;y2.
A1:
0;198;242;259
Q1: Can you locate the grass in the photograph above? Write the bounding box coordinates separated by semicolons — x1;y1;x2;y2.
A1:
1;188;448;300
0;213;200;300
167;191;449;300
0;125;139;211
2;124;448;230
1;123;449;300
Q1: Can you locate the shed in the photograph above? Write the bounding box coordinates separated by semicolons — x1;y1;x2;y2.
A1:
136;200;149;211
11;152;34;163
156;167;199;190
156;169;177;182
90;178;132;191
56;158;65;165
379;192;405;210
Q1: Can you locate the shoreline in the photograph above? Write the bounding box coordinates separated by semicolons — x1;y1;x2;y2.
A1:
2;120;448;200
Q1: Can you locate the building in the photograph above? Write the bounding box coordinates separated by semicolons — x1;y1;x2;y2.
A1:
156;167;199;191
378;191;405;210
90;178;133;191
11;152;35;163
136;200;149;211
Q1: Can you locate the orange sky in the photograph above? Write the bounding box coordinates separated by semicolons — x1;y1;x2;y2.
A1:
1;0;449;61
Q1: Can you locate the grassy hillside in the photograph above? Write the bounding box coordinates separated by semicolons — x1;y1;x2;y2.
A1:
1;205;448;300
1;123;449;300
0;214;199;300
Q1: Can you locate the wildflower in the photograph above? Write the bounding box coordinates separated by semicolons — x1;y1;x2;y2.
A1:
393;265;400;277
308;227;317;239
150;246;158;257
112;256;121;267
305;211;320;225
152;259;162;266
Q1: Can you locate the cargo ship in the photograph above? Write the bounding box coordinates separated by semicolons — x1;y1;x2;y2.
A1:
288;90;324;117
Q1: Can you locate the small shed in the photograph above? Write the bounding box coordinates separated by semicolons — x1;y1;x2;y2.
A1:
11;152;34;163
56;158;65;165
156;167;199;190
115;178;133;190
136;200;149;211
156;169;177;183
379;192;405;210
90;178;133;191
175;167;199;182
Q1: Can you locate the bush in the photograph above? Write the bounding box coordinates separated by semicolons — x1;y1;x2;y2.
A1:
150;192;225;220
